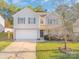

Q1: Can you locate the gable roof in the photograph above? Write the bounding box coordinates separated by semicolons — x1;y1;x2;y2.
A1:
13;7;38;17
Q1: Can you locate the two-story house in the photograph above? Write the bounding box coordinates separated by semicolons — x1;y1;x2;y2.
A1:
13;7;63;41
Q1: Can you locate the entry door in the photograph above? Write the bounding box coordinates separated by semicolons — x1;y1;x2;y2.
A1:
40;30;44;37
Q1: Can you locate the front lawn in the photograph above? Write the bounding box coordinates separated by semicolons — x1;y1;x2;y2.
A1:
0;32;12;51
36;42;79;59
0;41;11;51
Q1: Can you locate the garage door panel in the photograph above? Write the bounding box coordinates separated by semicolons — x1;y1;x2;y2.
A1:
15;30;38;40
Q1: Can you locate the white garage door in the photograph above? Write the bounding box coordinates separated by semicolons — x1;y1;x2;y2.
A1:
15;30;38;40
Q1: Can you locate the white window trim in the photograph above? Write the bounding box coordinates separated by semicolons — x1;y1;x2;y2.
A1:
18;17;25;24
28;17;36;24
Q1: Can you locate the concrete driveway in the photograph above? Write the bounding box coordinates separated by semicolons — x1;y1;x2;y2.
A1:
0;41;36;59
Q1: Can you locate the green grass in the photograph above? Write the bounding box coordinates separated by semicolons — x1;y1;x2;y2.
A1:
36;42;79;59
0;32;12;51
0;32;6;37
0;41;11;51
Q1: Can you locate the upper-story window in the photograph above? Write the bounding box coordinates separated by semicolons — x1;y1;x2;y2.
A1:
48;18;58;24
53;19;58;24
18;17;25;24
28;17;36;24
48;19;52;24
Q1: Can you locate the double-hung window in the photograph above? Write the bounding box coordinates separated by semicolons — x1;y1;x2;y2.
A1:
48;18;52;24
48;18;58;25
18;17;25;24
28;17;36;24
53;19;58;24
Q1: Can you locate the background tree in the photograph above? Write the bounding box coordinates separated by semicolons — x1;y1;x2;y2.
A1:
73;3;79;16
27;5;35;11
7;4;21;27
56;5;78;22
34;5;45;12
0;0;8;9
8;4;21;15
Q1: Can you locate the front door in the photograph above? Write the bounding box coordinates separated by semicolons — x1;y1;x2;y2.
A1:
40;30;44;37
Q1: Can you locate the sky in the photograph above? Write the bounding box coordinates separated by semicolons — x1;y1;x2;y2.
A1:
6;0;78;12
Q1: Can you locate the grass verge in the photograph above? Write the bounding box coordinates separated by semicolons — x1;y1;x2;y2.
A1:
0;41;11;51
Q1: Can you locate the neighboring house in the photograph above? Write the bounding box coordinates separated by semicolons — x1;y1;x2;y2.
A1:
0;14;5;32
13;7;63;41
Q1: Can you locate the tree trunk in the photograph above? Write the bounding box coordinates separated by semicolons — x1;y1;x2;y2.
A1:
64;35;67;50
64;38;67;50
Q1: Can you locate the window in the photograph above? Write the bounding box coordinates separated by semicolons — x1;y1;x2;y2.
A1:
47;18;58;24
28;17;36;24
53;19;58;24
48;18;52;24
18;17;25;24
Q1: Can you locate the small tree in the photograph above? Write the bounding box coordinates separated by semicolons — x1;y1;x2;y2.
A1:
63;20;73;50
56;4;75;50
